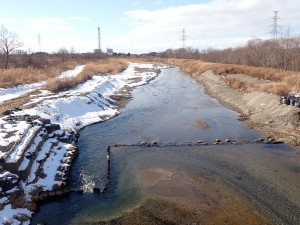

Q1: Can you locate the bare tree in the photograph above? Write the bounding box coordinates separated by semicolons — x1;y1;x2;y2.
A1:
57;47;69;62
24;48;35;67
0;26;23;69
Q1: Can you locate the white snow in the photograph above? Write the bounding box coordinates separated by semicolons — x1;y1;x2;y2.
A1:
0;82;45;104
16;63;161;130
0;171;18;179
0;65;84;105
58;65;85;79
0;204;31;225
24;139;75;191
18;129;45;171
5;126;41;163
0;197;8;204
33;142;70;190
0;120;31;148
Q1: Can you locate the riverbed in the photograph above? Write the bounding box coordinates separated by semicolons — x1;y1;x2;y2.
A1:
32;66;300;225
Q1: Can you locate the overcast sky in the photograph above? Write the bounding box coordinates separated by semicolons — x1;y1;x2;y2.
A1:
0;0;299;54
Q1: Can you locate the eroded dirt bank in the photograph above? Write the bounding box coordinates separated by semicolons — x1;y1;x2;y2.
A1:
195;70;300;148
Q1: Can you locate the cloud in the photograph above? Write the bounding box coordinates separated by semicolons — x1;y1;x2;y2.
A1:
25;17;72;32
0;18;18;24
110;0;300;53
67;17;89;22
153;0;161;6
131;1;139;6
24;16;89;33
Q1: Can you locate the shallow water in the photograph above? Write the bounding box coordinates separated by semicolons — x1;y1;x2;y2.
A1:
31;67;300;225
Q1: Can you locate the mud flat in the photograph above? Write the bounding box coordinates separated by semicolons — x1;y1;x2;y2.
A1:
195;70;300;148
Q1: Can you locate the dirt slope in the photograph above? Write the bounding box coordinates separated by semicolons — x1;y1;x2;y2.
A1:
196;70;300;148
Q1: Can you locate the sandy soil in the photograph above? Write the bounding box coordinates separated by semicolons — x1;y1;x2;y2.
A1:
99;167;270;225
196;70;300;148
194;119;211;129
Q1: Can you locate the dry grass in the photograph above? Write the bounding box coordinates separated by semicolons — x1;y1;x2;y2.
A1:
0;91;38;115
0;59;127;115
155;58;300;96
224;77;247;91
44;59;128;93
0;61;78;88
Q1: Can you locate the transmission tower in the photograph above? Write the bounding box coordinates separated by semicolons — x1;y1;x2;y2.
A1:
38;33;41;52
271;11;279;39
182;28;186;49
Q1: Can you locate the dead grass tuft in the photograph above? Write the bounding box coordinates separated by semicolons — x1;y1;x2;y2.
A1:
224;77;247;91
259;83;289;96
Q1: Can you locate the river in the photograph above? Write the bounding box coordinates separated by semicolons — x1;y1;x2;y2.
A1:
31;66;300;225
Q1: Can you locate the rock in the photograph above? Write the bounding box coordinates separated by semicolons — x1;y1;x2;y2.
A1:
256;138;265;143
268;137;275;142
213;139;222;145
93;187;100;193
42;119;51;125
3;110;13;115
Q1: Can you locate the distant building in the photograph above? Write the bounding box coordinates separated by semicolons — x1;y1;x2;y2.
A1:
107;48;113;56
94;49;102;53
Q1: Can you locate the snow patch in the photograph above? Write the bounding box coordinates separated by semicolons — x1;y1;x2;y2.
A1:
58;65;85;79
0;82;45;104
0;204;31;225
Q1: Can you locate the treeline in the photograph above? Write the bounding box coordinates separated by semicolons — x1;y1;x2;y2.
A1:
0;50;109;70
159;36;300;72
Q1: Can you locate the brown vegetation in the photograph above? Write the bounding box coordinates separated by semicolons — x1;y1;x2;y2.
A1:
44;58;128;93
156;58;300;96
158;35;300;95
160;36;300;72
0;61;78;88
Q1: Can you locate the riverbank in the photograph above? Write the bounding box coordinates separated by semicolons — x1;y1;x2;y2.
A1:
0;62;164;224
195;70;300;148
152;58;300;149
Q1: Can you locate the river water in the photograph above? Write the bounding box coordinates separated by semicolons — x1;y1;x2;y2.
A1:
32;67;300;225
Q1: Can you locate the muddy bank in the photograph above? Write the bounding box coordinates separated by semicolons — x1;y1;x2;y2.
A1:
195;70;300;148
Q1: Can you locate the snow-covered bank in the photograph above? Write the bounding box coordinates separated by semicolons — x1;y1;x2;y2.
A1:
0;62;165;224
0;65;84;105
17;63;163;130
0;82;45;105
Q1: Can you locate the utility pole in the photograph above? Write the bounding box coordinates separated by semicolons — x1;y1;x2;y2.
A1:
271;11;279;39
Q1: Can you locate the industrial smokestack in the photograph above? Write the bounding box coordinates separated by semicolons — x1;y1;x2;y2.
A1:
98;27;101;51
